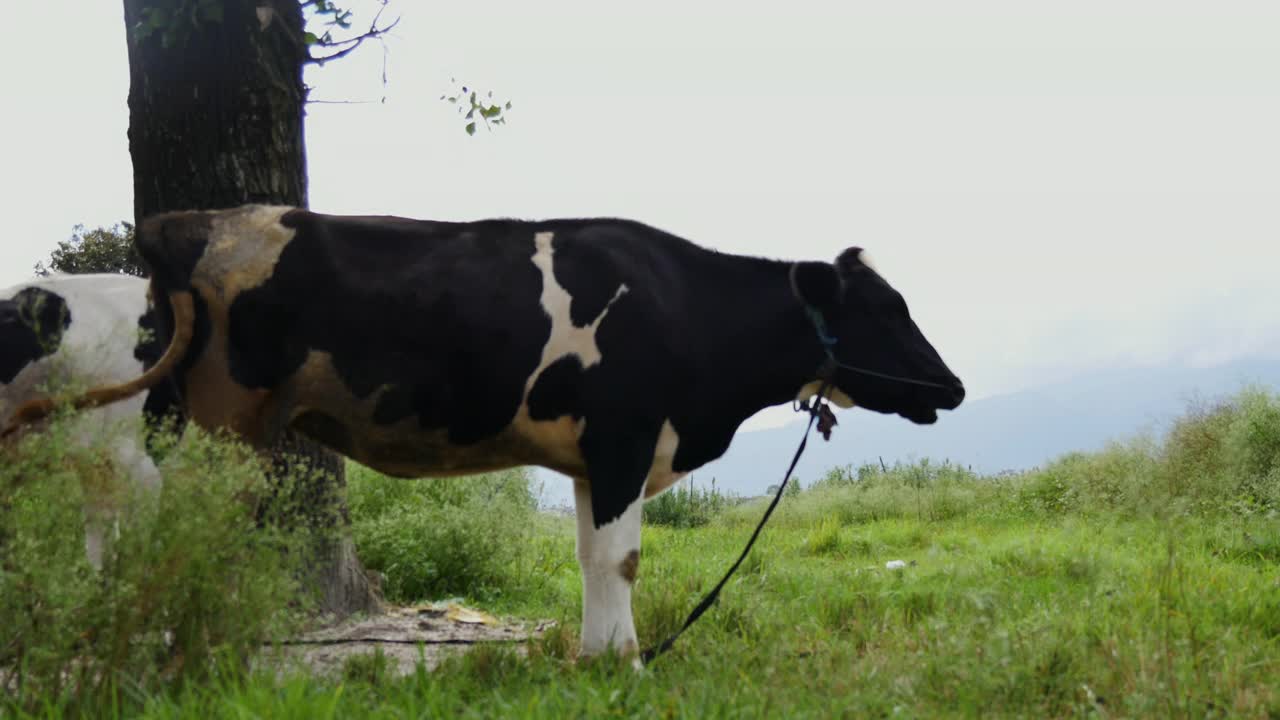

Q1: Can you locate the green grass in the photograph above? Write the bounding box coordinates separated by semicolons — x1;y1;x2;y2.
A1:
100;512;1279;719
5;387;1280;717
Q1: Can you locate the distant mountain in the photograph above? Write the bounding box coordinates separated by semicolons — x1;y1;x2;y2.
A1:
532;357;1280;508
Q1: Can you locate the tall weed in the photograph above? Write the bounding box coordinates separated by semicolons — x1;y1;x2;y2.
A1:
643;477;735;528
0;413;310;713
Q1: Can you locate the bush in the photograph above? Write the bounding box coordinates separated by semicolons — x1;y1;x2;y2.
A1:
0;413;310;713
642;477;735;528
1017;385;1280;517
1015;442;1160;517
347;464;538;602
1219;387;1280;512
721;387;1280;531
726;458;993;530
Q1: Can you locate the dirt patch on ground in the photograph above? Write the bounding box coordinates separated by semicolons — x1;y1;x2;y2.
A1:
267;602;555;678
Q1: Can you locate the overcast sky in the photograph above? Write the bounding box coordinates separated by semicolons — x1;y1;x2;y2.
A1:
3;0;1278;430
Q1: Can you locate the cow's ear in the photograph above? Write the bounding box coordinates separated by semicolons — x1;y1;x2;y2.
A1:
790;261;842;309
836;246;876;274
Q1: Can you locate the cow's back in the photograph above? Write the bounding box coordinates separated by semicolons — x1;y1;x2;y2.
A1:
1;275;153;419
169;209;696;474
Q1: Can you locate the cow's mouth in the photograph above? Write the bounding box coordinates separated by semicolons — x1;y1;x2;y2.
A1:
900;405;939;425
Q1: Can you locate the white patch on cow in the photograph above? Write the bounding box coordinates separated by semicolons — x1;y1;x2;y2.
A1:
643;420;687;499
527;231;628;374
856;248;878;273
509;232;628;473
796;380;855;409
1;274;163;570
193;204;298;303
573;480;642;665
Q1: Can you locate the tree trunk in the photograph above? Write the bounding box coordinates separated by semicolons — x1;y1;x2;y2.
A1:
122;0;381;619
123;0;308;216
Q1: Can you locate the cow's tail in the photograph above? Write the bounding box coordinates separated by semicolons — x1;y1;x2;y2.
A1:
1;291;195;439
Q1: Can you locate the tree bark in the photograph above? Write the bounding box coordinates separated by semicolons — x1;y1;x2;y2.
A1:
122;0;381;619
123;0;308;216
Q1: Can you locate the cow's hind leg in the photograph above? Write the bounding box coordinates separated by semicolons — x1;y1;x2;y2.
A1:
83;423;163;570
573;478;643;663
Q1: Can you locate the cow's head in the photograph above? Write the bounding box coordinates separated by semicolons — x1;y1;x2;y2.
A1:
791;248;964;424
0;288;70;385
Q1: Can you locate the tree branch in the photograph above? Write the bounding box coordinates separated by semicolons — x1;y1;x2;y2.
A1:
307;4;400;66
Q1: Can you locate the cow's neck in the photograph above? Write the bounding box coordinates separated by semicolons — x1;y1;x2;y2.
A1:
691;255;827;432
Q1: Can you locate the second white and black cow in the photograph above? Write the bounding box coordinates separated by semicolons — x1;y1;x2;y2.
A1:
53;205;965;659
1;273;181;567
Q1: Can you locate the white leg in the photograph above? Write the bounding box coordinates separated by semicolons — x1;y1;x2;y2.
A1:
83;517;108;571
113;435;163;494
573;479;643;662
82;435;163;571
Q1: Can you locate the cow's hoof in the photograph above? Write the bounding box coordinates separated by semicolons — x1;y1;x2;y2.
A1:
576;641;642;673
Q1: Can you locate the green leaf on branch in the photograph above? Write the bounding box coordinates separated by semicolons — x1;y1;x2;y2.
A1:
439;78;515;136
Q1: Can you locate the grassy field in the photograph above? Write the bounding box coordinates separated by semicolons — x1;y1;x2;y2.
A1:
4;390;1280;718
143;502;1279;718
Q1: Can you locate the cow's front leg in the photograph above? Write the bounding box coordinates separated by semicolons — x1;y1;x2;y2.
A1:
572;478;643;662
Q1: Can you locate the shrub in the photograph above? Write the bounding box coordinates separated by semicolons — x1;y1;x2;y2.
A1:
1013;386;1280;518
347;464;538;602
0;413;310;713
642;477;735;528
727;458;993;530
719;384;1280;531
1219;387;1280;512
1015;442;1160;517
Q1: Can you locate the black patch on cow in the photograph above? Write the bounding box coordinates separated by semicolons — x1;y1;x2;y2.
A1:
227;210;551;448
135;212;213;292
547;231;627;327
134;303;186;459
129;281;209;467
527;355;584;421
580;415;663;526
292;410;354;457
371;385;415;426
0;288;71;384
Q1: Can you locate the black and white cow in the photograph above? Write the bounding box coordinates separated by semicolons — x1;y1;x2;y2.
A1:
1;274;180;568
63;205;964;659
